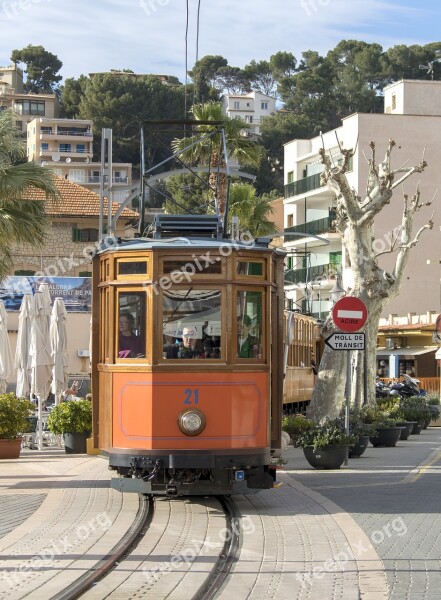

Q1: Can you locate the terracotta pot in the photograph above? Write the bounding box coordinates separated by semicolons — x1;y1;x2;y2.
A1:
0;438;22;459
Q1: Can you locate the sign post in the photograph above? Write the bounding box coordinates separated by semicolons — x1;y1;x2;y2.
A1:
331;297;368;465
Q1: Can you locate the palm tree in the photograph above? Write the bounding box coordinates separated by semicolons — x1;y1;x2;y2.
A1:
0;110;58;279
171;101;262;215
229;182;278;238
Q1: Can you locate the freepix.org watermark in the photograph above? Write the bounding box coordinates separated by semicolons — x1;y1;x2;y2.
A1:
2;512;112;588
300;0;331;16
1;0;51;20
140;0;170;17
296;516;408;589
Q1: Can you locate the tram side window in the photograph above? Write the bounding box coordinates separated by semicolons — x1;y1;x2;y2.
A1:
237;291;263;359
162;289;222;359
118;292;146;358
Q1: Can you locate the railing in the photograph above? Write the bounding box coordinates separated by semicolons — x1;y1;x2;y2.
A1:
285;263;339;285
41;130;92;136
285;172;323;198
285;216;336;240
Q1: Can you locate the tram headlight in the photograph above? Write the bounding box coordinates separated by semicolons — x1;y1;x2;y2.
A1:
178;409;206;436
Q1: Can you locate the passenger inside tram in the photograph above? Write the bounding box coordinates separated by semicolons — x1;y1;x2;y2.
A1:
118;312;145;358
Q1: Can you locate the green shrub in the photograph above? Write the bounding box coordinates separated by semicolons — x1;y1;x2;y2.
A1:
295;421;357;452
47;399;92;435
282;414;314;440
399;397;432;424
0;393;34;439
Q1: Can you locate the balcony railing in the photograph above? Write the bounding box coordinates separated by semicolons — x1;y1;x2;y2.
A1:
285;263;340;285
41;130;92;137
285;172;323;198
285;216;336;240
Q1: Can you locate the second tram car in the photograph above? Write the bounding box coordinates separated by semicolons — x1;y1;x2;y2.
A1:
92;215;285;496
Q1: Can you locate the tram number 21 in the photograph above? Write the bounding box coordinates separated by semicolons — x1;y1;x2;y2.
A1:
184;388;199;404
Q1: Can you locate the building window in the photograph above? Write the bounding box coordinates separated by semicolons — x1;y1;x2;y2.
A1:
287;214;294;228
287;171;294;184
261;101;268;110
392;94;396;110
233;101;240;109
79;271;92;277
13;100;45;115
41;126;52;134
59;144;71;153
76;143;85;153
245;115;253;123
14;269;35;276
41;143;49;151
72;228;99;242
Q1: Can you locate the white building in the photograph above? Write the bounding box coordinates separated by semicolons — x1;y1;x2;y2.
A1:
283;79;441;323
221;90;276;135
27;117;133;202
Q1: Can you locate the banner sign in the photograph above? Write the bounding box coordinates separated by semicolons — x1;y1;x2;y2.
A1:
0;276;92;312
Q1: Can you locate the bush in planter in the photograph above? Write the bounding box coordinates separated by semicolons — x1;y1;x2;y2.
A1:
0;393;34;439
399;397;431;431
369;417;403;447
282;414;314;444
47;399;92;435
295;421;357;452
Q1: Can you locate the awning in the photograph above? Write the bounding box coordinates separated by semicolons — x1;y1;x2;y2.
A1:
376;346;438;357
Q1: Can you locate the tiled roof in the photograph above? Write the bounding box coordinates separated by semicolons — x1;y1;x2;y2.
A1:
24;175;138;218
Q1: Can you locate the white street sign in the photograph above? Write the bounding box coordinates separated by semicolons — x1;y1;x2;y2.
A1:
325;332;365;350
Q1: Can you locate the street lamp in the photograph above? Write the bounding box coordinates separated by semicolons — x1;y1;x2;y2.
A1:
330;272;345;304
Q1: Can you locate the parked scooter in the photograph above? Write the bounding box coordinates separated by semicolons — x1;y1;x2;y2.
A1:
389;374;425;399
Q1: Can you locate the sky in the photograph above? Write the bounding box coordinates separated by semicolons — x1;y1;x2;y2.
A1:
1;0;441;84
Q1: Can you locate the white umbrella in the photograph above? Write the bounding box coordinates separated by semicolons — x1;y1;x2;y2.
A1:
29;289;54;450
15;294;32;397
0;300;13;393
50;297;69;405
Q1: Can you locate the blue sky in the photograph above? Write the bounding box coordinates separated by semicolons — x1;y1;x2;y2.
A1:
1;0;441;83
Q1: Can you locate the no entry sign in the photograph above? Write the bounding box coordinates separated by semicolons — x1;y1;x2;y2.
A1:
332;297;368;332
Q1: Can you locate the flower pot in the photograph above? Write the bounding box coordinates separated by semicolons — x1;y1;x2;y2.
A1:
303;445;348;469
423;419;431;430
0;438;22;459
63;432;90;454
411;421;424;435
349;435;369;458
369;427;402;447
395;423;411;440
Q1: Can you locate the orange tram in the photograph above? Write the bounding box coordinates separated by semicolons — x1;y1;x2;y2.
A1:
91;215;285;496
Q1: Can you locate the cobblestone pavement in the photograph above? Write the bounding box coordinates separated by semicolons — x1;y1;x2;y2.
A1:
284;426;441;600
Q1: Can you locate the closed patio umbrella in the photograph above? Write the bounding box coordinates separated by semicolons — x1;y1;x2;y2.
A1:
0;300;13;394
29;289;54;450
15;294;32;398
50;297;69;405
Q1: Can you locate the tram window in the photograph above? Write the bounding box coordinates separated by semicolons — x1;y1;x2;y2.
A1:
118;261;148;275
236;261;263;277
237;291;263;359
162;289;222;359
163;260;221;275
118;292;146;358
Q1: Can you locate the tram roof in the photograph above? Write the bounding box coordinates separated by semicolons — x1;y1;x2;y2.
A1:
100;236;285;254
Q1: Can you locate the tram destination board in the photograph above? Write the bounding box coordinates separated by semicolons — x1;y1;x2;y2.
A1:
325;332;365;351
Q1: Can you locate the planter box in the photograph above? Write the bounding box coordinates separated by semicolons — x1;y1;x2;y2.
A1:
369;428;402;447
63;432;89;454
349;436;369;458
0;438;22;459
303;445;348;469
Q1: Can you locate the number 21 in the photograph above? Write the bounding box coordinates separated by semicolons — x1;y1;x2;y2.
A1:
184;388;199;404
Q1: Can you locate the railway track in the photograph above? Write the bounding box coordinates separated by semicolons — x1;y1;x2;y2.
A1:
53;495;240;600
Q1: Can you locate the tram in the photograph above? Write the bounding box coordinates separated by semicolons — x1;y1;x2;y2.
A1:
91;214;285;496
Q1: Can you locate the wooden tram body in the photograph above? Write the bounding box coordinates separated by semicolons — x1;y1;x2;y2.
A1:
92;217;285;495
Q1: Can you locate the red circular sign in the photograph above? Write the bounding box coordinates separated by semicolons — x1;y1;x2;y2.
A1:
332;297;368;332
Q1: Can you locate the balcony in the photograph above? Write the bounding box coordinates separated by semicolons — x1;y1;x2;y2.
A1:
285;172;323;198
285;215;336;241
86;175;129;184
285;263;340;285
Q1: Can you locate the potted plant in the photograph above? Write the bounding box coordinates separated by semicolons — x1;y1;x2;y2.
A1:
282;414;314;445
348;419;376;458
361;407;403;447
47;398;92;453
295;421;357;469
426;394;441;426
398;397;430;434
0;393;34;458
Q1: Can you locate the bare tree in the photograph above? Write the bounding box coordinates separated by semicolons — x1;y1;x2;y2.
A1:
307;139;434;423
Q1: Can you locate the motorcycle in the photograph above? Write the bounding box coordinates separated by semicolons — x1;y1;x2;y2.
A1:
389;374;425;399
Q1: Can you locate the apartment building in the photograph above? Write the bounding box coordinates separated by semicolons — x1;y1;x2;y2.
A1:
221;90;276;136
283;79;441;377
0;65;59;132
27;117;132;202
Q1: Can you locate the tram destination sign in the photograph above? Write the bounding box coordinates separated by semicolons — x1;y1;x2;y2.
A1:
325;332;365;351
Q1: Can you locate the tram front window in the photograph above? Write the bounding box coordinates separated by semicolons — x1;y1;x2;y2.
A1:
162;289;221;359
118;292;146;358
237;291;263;359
